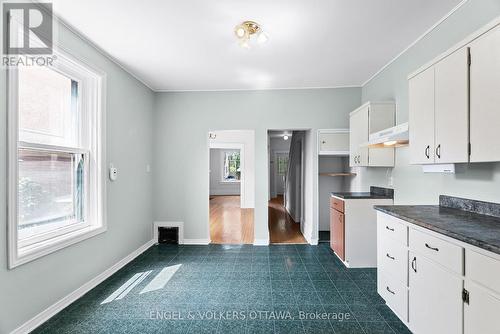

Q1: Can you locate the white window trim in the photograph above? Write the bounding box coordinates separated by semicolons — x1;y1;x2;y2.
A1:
7;46;107;269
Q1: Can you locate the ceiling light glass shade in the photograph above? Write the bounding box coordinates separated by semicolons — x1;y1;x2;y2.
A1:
234;21;267;49
257;32;268;44
283;135;289;140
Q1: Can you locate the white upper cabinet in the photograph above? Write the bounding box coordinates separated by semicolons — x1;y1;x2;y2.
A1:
435;48;470;163
469;25;500;162
409;67;435;164
349;102;395;167
318;129;349;155
409;47;469;165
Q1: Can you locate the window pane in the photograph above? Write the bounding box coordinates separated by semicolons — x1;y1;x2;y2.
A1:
18;149;85;240
18;66;79;147
223;151;241;181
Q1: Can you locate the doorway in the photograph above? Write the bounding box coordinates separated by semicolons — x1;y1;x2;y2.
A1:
268;130;307;244
208;130;255;244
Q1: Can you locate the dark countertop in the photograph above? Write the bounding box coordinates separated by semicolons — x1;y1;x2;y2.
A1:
375;200;500;255
331;186;394;200
331;192;392;199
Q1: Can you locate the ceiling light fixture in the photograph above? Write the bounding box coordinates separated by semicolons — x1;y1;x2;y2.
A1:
283;135;289;141
234;21;268;49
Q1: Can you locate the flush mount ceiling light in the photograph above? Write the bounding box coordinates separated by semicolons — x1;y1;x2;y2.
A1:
234;21;268;49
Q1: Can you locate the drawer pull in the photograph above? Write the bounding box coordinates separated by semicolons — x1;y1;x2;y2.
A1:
385;226;395;232
425;243;439;252
386;286;395;295
411;257;417;273
386;253;395;260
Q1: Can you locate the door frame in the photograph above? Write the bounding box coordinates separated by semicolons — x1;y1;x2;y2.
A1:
208;142;245;208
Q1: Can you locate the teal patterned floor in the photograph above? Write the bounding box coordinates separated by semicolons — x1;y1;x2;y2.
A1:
33;244;411;333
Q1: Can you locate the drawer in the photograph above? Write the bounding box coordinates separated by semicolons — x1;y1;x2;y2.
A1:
330;196;344;213
377;212;408;245
409;228;463;275
378;235;408;285
378;273;408;322
466;249;500;295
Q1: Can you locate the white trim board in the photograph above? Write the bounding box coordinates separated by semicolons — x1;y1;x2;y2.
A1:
183;239;210;245
253;239;270;246
11;239;155;334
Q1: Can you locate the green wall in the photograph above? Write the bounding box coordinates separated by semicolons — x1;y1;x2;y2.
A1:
153;88;361;242
0;19;155;333
352;0;500;204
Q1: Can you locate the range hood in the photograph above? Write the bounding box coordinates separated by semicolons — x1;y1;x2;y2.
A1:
366;122;409;148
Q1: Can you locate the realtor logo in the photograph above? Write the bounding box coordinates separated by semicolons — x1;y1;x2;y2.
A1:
3;2;53;55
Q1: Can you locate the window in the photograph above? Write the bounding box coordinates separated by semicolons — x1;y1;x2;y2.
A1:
222;151;241;182
277;156;289;175
8;49;105;268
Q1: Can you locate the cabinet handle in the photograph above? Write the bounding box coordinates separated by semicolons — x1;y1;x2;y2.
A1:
386;286;395;295
386;253;395;260
425;145;430;159
411;257;417;273
385;226;394;232
436;144;441;159
425;243;439;252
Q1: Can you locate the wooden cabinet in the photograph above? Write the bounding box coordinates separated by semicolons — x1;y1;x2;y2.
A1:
464;281;500;334
349;102;395;167
469;25;500;162
318;129;349;155
330;208;345;261
409;67;435;164
409;48;469;164
408;251;463;334
377;212;500;334
349;104;369;166
434;48;469;163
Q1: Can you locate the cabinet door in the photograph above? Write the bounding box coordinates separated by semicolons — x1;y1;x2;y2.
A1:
409;67;435;164
330;209;345;261
319;131;349;154
470;26;500;162
408;252;462;334
349;106;369;167
464;281;500;334
435;47;469;163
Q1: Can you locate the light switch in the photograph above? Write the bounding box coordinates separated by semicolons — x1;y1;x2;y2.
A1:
109;164;118;181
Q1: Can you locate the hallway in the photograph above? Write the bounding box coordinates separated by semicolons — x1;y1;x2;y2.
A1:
268;196;307;244
209;196;254;244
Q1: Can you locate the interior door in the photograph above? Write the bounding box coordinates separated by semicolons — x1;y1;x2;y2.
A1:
434;47;469;163
469;25;500;162
408;252;462;334
409;67;435;164
330;208;345;261
275;152;288;195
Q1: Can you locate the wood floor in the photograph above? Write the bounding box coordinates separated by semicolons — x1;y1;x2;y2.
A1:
209;195;254;244
268;195;307;244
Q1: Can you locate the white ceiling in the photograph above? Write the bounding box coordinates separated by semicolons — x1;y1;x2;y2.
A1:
51;0;463;91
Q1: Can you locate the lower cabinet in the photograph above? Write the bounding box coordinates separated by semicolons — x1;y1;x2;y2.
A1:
330;207;345;261
377;212;500;334
408;251;462;334
464;281;500;334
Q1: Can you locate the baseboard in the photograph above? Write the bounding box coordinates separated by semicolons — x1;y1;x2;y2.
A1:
253;238;269;246
11;239;155;334
309;238;319;246
183;239;210;245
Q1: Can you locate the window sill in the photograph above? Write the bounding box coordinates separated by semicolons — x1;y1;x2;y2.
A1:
220;180;241;184
10;224;106;269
